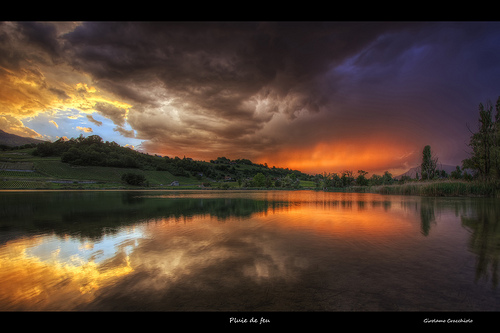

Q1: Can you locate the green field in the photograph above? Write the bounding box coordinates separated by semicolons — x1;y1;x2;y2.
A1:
0;148;314;190
0;148;200;190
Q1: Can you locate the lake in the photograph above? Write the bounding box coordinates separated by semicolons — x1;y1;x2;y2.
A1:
0;190;499;312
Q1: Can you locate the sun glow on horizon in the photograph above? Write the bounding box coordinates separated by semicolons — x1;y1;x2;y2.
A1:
257;139;418;176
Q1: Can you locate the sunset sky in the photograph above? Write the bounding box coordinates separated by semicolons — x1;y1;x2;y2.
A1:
1;21;500;175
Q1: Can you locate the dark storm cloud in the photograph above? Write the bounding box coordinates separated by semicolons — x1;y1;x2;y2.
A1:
57;21;423;155
0;22;63;69
62;22;409;114
93;101;127;127
0;23;25;70
4;21;500;172
315;24;500;140
63;22;402;97
18;22;62;63
59;22;500;167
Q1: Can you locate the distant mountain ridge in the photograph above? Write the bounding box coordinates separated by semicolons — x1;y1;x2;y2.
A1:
0;129;47;147
395;164;460;180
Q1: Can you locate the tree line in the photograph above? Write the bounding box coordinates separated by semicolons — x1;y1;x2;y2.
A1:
314;169;395;189
31;134;312;184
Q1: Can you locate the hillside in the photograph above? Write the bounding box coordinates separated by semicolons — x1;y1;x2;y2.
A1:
4;131;471;190
0;129;47;147
0;149;314;190
0;133;315;190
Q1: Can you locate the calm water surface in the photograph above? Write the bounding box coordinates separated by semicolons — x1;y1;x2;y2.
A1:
0;190;499;311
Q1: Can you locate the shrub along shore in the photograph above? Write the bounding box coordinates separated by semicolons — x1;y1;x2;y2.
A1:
2;176;498;198
350;180;500;197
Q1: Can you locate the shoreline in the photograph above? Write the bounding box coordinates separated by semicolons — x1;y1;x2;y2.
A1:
1;180;499;198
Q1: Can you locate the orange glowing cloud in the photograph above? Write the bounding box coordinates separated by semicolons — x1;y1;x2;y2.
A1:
0;114;42;138
257;137;418;176
0;52;132;139
0;22;136;144
0;67;54;117
76;126;93;133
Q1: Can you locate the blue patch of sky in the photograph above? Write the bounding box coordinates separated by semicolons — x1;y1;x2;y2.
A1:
25;108;82;141
91;114;144;148
26;109;144;148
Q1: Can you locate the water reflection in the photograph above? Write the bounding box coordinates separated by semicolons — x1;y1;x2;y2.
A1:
419;198;436;236
0;190;499;311
460;199;500;288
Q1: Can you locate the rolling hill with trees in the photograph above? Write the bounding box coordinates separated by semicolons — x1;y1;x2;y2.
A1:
1;133;314;189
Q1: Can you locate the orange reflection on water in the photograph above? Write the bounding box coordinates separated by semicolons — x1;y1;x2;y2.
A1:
0;192;423;311
254;192;420;239
0;236;133;310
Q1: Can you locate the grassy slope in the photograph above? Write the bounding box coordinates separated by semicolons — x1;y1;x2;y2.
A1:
0;148;313;190
0;148;197;189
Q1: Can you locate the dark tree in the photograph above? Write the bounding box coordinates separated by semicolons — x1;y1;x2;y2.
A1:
356;170;369;186
463;97;500;181
421;145;438;180
121;173;147;186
